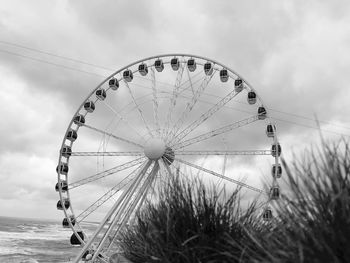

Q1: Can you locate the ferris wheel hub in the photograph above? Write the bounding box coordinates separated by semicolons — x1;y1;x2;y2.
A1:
144;138;166;160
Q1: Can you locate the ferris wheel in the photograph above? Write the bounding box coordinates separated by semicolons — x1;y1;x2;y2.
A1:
55;54;282;262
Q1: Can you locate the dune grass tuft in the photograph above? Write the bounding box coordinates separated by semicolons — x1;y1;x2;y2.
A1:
120;176;265;263
120;140;350;262
260;140;350;263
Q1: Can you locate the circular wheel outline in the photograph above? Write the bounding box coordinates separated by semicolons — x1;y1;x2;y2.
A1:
56;54;281;262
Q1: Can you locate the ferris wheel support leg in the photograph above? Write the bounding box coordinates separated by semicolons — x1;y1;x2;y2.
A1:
73;160;152;263
76;164;144;223
102;161;160;256
91;161;160;261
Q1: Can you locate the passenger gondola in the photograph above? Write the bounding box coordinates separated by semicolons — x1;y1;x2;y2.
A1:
154;59;164;72
204;62;213;75
138;63;148;76
187;58;196;72
84;101;95;113
109;78;119;90
73;114;85;126
96;88;106;100
171;57;180;70
219;68;229;82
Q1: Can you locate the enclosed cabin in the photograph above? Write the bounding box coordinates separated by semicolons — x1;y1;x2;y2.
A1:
84;101;95;113
109;78;119;91
247;91;256;105
234;78;244;92
61;145;72;158
171;57;180;71
138;63;148;76
57;198;70;210
187;58;196;72
56;163;69;175
66;129;78;142
271;143;282;157
55;180;68;192
262;207;273;221
62;216;76;228
73;114;85;126
70;231;85;246
270;186;280;200
258;106;267;120
219;68;229;82
204;62;213;76
154;59;164;72
272;164;282;178
266;124;275;138
123;69;133;82
95;88;106;100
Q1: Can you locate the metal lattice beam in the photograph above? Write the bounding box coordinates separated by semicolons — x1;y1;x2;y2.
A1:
71;151;143;157
173;115;259;150
168;73;214;141
164;63;185;138
175;150;271;156
124;80;154;137
83;123;143;149
76;165;142;222
175;157;267;194
69;157;145;189
171;87;244;144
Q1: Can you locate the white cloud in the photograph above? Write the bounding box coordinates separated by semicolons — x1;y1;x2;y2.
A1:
0;0;349;221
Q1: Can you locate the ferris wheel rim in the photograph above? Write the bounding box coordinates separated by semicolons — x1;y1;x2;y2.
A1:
56;54;281;261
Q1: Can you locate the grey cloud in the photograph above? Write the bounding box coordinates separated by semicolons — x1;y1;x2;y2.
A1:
69;0;155;40
1;0;349;220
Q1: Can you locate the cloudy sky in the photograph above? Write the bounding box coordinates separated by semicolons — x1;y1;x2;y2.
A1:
1;0;350;221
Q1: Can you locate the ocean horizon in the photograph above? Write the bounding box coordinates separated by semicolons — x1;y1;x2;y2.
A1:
0;215;96;263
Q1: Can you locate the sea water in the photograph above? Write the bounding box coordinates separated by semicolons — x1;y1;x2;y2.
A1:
0;216;96;263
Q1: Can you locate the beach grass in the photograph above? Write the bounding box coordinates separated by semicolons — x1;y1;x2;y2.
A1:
120;140;350;262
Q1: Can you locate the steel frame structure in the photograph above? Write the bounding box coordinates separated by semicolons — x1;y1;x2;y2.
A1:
56;54;281;262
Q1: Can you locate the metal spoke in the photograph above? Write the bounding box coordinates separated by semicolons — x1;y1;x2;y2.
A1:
150;67;161;136
173;115;259;150
167;73;215;142
83;123;143;149
164;62;185;138
75;164;143;223
91;161;159;260
175;157;267;194
170;85;244;144
124;80;154;137
71;151;143;157
175;150;271;156
69;157;145;189
103;161;160;255
103;100;146;142
73;160;153;263
186;66;195;96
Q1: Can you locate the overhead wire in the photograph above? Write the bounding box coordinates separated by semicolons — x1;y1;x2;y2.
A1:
0;49;105;77
0;40;115;71
273;117;350;138
1;41;349;138
136;72;350;131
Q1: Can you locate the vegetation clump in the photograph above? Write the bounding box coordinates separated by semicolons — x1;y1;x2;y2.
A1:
120;140;350;262
259;140;350;262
